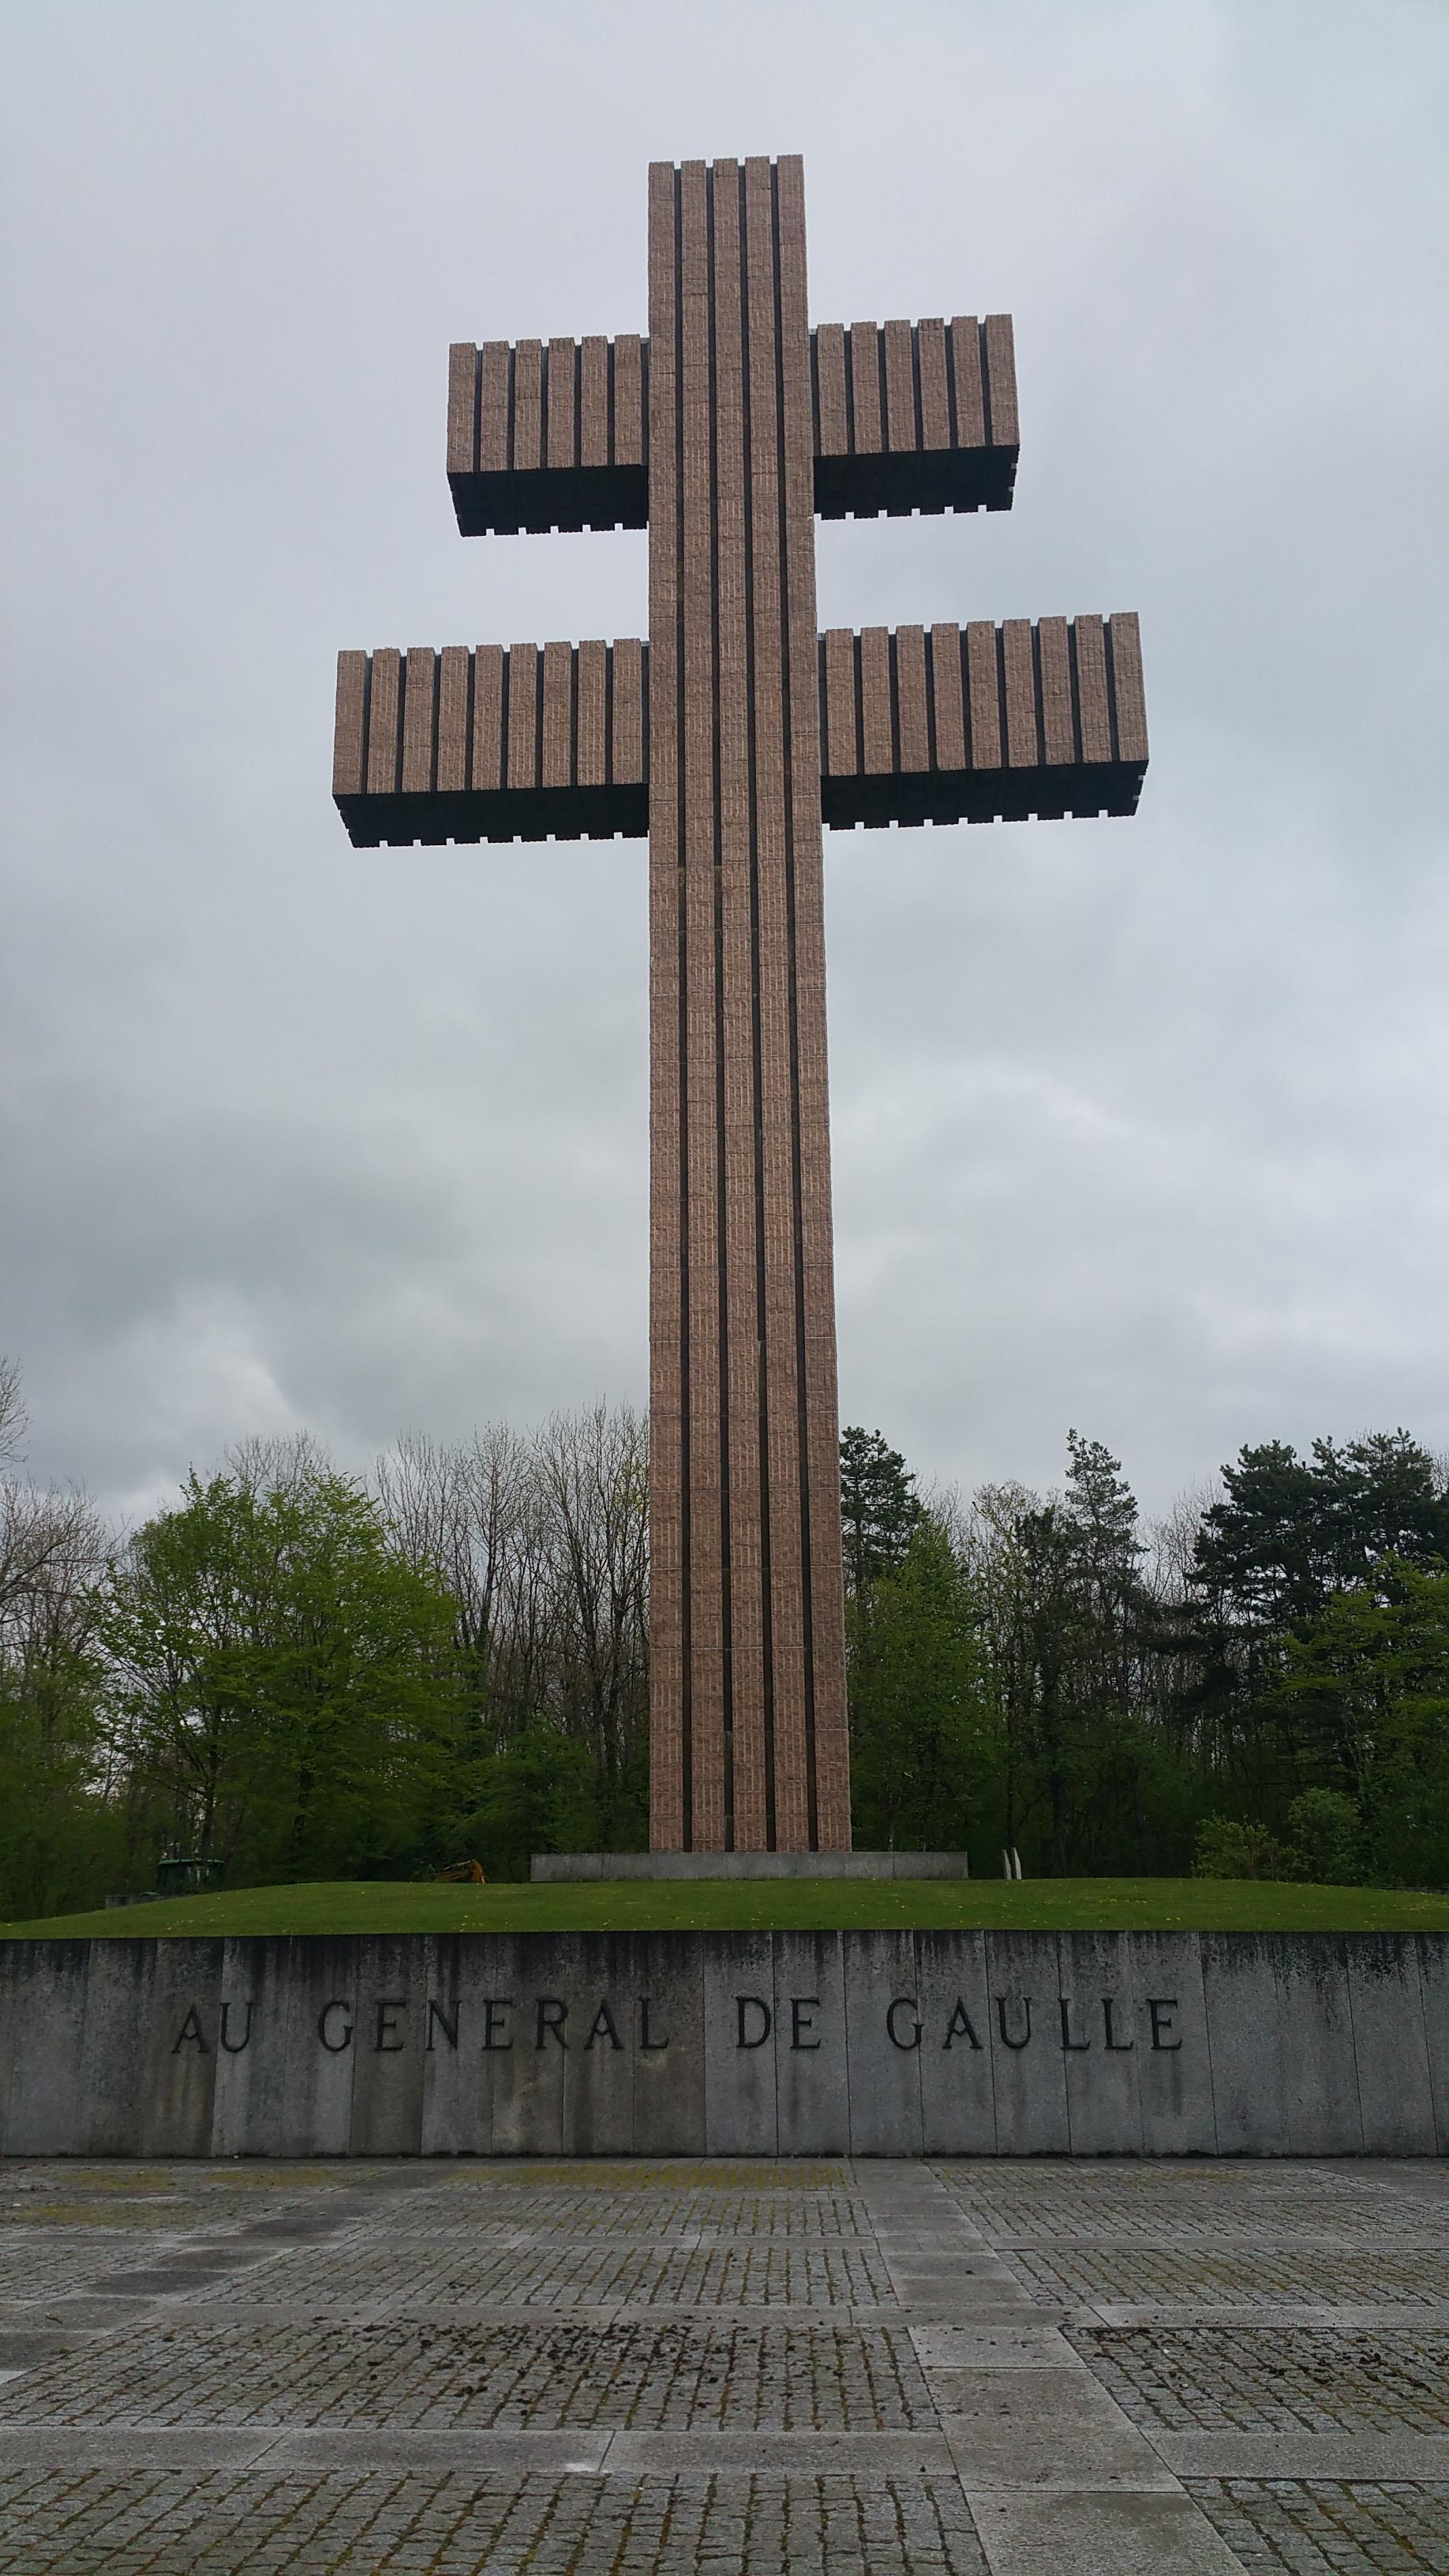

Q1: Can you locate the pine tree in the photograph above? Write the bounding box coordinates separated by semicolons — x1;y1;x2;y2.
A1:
839;1427;924;1604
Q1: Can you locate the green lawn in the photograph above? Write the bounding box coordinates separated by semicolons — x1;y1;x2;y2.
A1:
2;1876;1446;1940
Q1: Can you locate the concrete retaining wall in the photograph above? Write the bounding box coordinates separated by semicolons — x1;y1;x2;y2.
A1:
1;1930;1444;2159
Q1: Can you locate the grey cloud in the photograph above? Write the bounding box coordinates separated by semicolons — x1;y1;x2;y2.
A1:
2;0;1446;1523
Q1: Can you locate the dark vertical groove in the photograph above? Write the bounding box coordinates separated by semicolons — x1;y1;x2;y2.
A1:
978;319;994;447
606;337;616;466
771;161;819;1849
887;629;902;778
672;167;693;1848
471;346;482;475
359;654;373;796
538;344;549;481
569;645;579;789
604;644;615;788
506;345;516;473
706;167;735;1851
808;328;820;460
463;648;475;793
429;652;442;795
994;625;1010;787
924;628;938;774
958;627;971;769
1103;617;1122;765
740;163;776;1852
945;321;960;449
1066;621;1084;766
1030;623;1046;768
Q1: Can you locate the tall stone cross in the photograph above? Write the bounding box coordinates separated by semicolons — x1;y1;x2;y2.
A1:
333;154;1147;1857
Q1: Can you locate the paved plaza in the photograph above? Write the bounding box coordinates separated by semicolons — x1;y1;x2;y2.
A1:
0;2156;1444;2573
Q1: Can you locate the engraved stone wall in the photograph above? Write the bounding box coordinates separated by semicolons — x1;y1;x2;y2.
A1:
2;1931;1443;2159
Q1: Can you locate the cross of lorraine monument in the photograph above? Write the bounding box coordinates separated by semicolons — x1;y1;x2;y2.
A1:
332;155;1147;1860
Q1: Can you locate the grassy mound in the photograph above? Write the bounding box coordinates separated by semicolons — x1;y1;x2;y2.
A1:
2;1877;1446;1940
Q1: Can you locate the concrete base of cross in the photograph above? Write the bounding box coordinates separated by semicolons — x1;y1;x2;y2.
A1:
528;1852;972;1881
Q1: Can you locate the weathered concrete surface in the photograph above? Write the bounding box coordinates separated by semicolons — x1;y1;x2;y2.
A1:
0;1931;1443;2158
1;2153;1447;2573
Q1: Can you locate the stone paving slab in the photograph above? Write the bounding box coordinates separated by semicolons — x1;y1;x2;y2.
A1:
0;2155;1443;2572
938;2369;1181;2492
967;2488;1245;2574
1162;2431;1449;2478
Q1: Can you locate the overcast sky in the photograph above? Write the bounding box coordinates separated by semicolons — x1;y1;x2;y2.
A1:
3;0;1446;1527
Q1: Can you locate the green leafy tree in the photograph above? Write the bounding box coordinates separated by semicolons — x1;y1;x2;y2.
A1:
100;1465;463;1884
449;1720;601;1883
964;1437;1162;1874
1181;1432;1449;1824
1193;1814;1289;1879
0;1360;118;1917
1284;1788;1364;1885
1270;1558;1449;1885
848;1518;990;1852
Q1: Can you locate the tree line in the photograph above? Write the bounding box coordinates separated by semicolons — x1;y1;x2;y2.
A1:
842;1421;1449;1889
2;1350;1447;1915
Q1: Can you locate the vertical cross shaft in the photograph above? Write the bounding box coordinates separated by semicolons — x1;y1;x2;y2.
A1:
646;156;851;1853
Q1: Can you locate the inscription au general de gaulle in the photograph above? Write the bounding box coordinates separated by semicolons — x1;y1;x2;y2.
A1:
170;1992;1183;2056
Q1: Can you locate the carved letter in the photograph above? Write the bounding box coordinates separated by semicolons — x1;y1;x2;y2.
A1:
886;1997;922;2050
996;1996;1032;2050
790;1997;821;2050
426;1998;459;2052
218;2001;253;2054
736;1994;771;2048
585;1999;623;2051
481;1998;515;2052
317;2000;353;2052
535;1998;568;2050
373;1998;406;2053
1103;1997;1134;2051
1058;1998;1091;2051
171;2005;209;2055
639;1997;668;2052
942;1998;983;2051
1148;1997;1181;2051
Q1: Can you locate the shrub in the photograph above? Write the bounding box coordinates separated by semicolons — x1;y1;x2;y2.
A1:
1285;1788;1364;1885
1193;1814;1290;1880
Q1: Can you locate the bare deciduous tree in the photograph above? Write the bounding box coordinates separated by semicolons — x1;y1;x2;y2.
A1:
0;1357;109;1653
371;1403;650;1778
0;1357;27;1471
534;1402;649;1779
